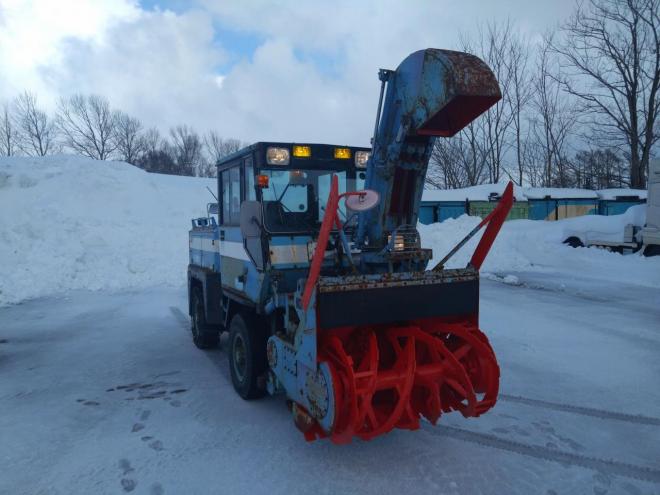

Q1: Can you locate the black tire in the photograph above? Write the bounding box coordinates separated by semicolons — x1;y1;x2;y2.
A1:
643;244;660;257
228;312;267;400
191;286;219;349
564;236;584;248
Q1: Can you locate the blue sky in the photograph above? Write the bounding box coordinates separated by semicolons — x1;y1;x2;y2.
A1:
0;0;577;145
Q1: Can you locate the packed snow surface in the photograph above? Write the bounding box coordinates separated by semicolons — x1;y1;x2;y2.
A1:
1;155;658;306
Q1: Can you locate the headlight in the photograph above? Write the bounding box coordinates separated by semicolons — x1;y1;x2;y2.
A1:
266;147;290;165
388;233;406;251
355;151;370;168
387;227;420;252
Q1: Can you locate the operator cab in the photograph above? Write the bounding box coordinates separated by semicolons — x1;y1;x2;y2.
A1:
217;142;370;235
216;142;371;274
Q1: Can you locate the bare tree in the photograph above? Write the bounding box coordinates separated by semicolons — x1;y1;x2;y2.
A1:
0;102;17;156
142;127;163;155
461;21;517;183
429;122;487;189
505;33;534;185
115;113;145;165
572;148;627;188
13;91;56;156
204;131;242;164
57;94;118;160
428;138;469;189
531;34;579;187
169;125;203;176
551;0;660;188
202;131;243;177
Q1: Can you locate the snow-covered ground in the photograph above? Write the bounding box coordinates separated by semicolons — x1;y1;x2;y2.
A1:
1;155;659;494
1;281;659;495
420;205;658;290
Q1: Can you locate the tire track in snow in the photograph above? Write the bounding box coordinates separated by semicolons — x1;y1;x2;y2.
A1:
169;307;189;330
169;306;232;383
499;394;660;426
428;425;660;484
171;304;660;481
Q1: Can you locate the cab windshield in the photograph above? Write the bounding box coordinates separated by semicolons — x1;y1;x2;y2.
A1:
260;168;360;233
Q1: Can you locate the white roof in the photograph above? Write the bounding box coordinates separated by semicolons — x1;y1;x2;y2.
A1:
422;183;646;202
422;183;527;202
522;187;598;199
596;188;647;200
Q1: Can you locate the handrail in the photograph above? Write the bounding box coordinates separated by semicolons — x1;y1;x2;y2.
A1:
433;182;514;271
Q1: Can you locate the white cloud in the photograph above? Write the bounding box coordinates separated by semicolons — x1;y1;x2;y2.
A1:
0;0;577;146
0;0;141;106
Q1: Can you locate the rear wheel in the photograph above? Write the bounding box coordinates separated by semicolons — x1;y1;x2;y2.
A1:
563;236;584;248
191;286;219;349
228;312;267;400
643;244;660;257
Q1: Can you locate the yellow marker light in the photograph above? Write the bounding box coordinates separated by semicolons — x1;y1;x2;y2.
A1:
293;145;312;158
334;147;352;159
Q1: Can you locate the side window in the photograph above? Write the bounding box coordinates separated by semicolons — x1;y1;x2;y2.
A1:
229;167;241;224
221;166;242;225
221;169;231;224
245;158;255;200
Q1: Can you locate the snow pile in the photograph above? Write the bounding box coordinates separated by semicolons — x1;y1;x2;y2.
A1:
419;206;660;289
0;155;214;305
1;155;657;305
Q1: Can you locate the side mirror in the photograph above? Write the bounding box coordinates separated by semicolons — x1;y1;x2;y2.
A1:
240;200;263;238
344;189;380;212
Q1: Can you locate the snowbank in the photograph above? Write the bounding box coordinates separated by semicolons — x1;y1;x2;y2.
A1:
419;206;659;289
0;155;214;305
1;155;658;305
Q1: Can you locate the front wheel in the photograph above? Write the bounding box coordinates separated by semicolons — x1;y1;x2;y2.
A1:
228;313;267;400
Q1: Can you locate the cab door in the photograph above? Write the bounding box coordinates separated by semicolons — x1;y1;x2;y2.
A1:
219;157;261;296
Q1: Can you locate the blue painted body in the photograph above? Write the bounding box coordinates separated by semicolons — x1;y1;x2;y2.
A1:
418;197;644;224
358;50;500;254
419;201;467;224
598;200;645;216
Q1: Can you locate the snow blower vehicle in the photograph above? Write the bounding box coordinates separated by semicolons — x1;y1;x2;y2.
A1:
187;48;514;443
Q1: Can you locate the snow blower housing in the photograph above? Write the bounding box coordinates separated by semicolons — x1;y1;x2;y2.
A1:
187;48;513;443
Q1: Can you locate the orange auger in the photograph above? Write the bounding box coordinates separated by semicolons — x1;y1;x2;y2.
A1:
298;180;511;443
